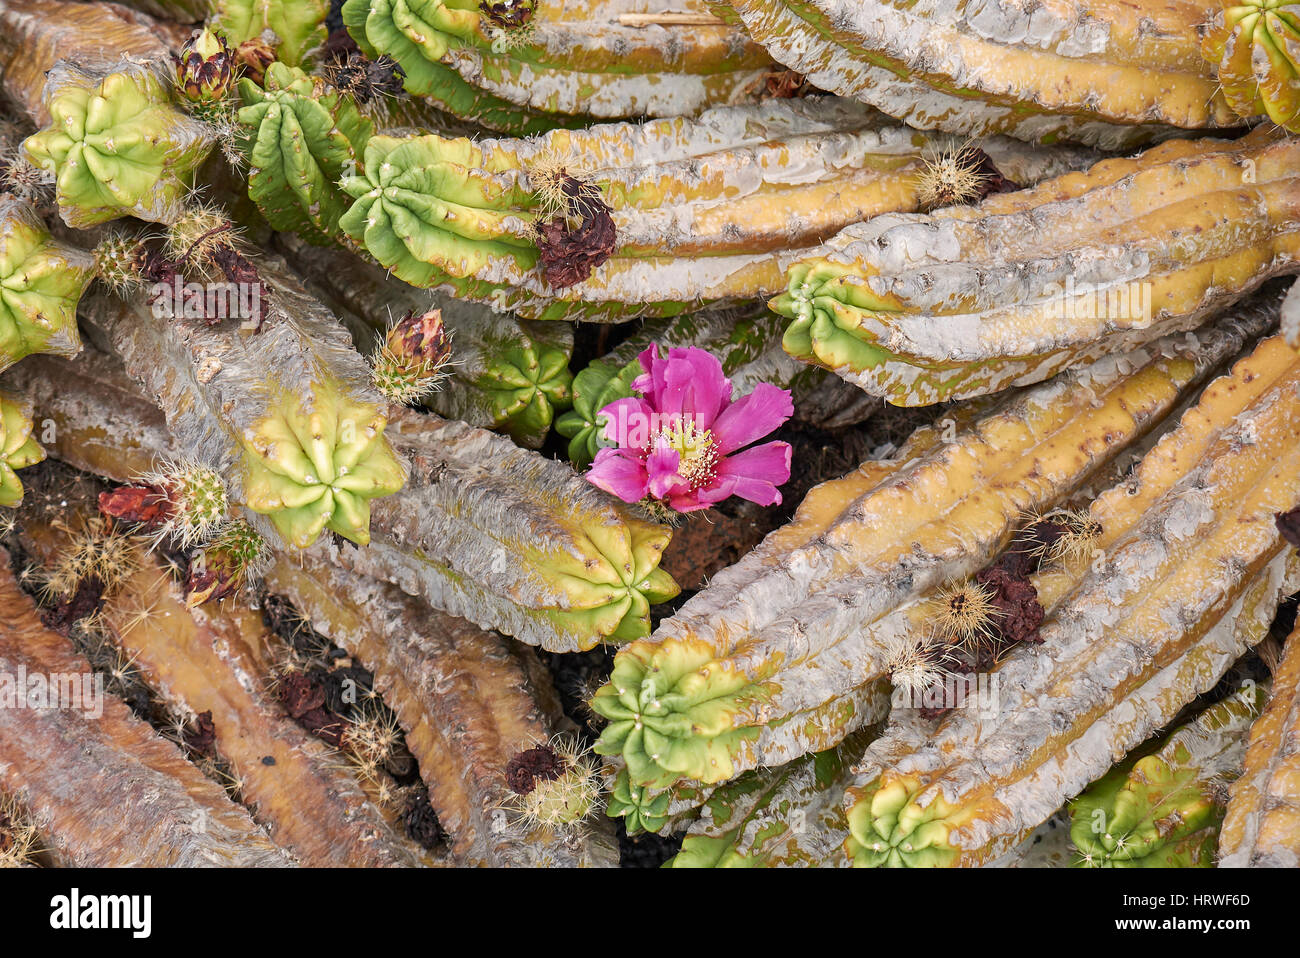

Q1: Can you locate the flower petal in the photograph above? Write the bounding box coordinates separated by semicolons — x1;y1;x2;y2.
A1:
645;443;690;501
598;395;656;448
701;441;792;507
710;382;794;455
586;447;650;503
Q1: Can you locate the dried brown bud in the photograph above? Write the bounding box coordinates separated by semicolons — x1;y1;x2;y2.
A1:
233;36;276;87
98;485;172;528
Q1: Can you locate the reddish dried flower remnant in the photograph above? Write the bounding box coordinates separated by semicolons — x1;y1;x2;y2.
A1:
98;485;172;528
233;37;276;87
534;173;617;289
182;710;218;757
481;0;536;29
505;745;563;795
974;564;1044;647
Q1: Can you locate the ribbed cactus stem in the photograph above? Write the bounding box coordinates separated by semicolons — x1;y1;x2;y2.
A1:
341;0;773;123
1219;615;1300;867
776;130;1300;406
76;255;407;549
22;60;216;227
843;331;1300;866
1070;687;1267;868
337;103;1098;319
719;0;1241;147
8;337;678;653
592;304;1273;811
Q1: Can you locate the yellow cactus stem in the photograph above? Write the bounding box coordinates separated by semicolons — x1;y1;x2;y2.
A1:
718;0;1240;148
341;0;774;124
1219;616;1300;866
0;197;95;372
15;510;433;867
843;330;1300;867
337;101;1099;320
0;393;45;508
0;0;174;126
775;129;1300;407
591;305;1272;811
1203;0;1300;132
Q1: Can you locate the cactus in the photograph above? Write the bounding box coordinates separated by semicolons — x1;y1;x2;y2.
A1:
590;306;1272;815
774;130;1300;406
236;62;375;244
17;510;432;867
341;0;773;124
0;547;292;867
0;198;94;371
185;518;271;606
262;550;620;865
211;0;330;67
1203;0;1300;132
13;327;678;653
666;728;875;867
76;256;408;549
717;0;1241;148
1219;616;1300;867
841;331;1300;867
277;238;575;447
22;61;216;227
1070;685;1266;868
337;103;1098;319
0;393;44;507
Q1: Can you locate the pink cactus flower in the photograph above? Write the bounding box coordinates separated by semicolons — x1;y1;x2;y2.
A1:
585;345;793;513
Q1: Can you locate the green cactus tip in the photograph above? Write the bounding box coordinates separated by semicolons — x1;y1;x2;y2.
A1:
592;636;772;791
22;64;215;227
239;383;408;548
1;201;94;370
0;396;45;508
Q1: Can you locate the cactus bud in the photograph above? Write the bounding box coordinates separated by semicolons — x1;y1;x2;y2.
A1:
500;736;603;832
99;460;229;549
371;308;454;406
184;519;270;607
173;29;235;105
92;233;148;294
233;36;276;87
